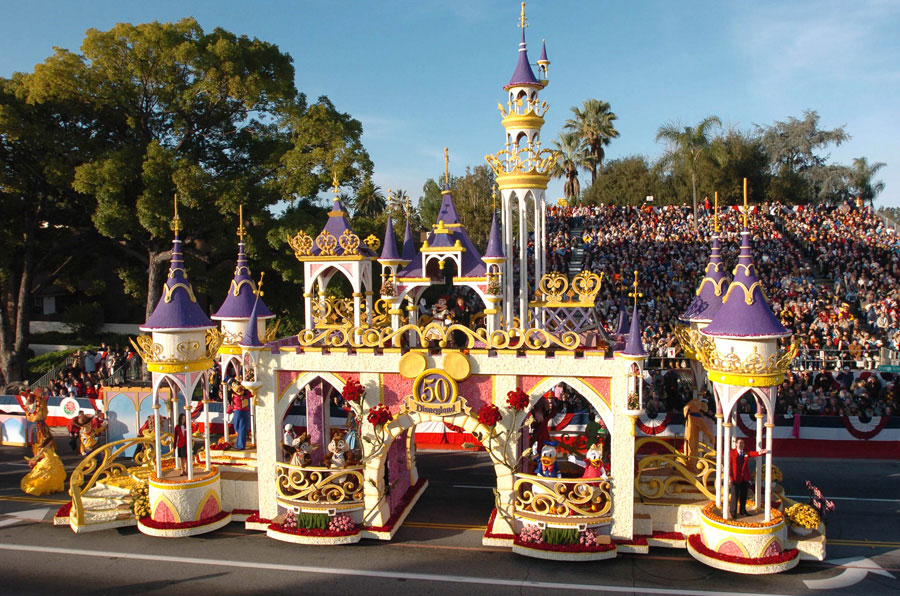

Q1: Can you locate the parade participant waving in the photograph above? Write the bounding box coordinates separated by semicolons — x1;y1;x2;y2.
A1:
227;381;252;450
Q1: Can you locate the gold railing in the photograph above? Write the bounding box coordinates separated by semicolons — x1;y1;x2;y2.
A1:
297;322;579;351
513;473;612;521
275;462;365;506
69;433;174;526
634;437;716;501
130;329;224;365
678;327;798;380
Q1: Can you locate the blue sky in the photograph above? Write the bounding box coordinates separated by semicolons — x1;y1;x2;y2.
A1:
2;0;898;206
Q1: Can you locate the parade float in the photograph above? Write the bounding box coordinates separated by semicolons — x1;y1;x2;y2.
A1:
49;2;826;574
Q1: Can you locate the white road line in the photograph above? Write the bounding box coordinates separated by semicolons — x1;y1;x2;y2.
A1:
785;495;900;503
0;543;798;596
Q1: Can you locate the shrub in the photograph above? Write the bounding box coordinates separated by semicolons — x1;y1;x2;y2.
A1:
61;302;104;340
542;527;579;545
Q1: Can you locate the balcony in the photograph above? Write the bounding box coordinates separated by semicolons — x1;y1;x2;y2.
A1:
513;473;612;529
274;462;365;514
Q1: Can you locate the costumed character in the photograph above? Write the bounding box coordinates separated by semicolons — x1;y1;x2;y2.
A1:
226;381;252;450
534;440;562;478
325;432;350;468
21;434;65;496
174;413;188;475
22;389;49;453
344;410;360;455
729;438;768;518
682;397;714;467
79;422;99;455
529;392;558;456
426;297;451;346
289;432;313;467
282;423;298;460
568;443;608;482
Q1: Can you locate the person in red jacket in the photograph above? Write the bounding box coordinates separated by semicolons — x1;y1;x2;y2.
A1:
729;438;768;518
174;413;188;476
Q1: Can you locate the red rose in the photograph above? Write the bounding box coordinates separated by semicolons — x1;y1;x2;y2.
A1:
342;379;365;404
506;388;529;411
477;404;502;427
366;404;393;426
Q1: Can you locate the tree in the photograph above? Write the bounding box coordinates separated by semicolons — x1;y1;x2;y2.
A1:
848;157;886;205
582;156;662;206
705;130;770;205
756;110;849;203
26;19;372;320
0;74;102;385
418;166;495;249
351;179;385;218
551;132;584;203
656;116;722;223
564;99;619;183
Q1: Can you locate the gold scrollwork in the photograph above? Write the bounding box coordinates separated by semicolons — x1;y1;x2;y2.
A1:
681;328;799;379
338;229;360;255
485;144;558;178
163;282;198;304
635;437;716;500
315;230;338;256
287;230;314;259
363;234;381;252
514;473;612;518
275;462;364;504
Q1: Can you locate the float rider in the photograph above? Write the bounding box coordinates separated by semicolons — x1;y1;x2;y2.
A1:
227;381;252;450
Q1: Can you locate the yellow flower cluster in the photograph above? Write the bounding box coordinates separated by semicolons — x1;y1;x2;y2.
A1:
131;481;150;519
702;501;784;528
771;465;783;483
785;503;819;530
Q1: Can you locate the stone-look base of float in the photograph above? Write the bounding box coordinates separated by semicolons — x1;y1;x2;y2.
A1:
143;468;228;537
70;517;137;534
244;512;271;532
266;524;361;545
698;503;787;560
361;479;428;540
137;512;232;538
786;524;827;561
512;542;618;562
646;531;686;549
615;538;649;554
229;509;255;522
687;534;800;575
482;509;515;547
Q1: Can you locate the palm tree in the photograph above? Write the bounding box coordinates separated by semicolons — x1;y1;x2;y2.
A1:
656;116;722;224
351;179;385;218
848;157;886;206
551;132;584;203
564;99;619;184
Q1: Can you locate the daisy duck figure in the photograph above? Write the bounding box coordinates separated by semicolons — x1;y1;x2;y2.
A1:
568;443;608;482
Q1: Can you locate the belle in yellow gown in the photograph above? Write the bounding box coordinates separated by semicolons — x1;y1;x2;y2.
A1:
21;439;66;496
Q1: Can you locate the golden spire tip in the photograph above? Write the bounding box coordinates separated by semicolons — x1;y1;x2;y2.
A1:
443;148;450;187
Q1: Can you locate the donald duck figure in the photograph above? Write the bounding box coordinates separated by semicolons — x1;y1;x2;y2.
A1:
535;440;562;478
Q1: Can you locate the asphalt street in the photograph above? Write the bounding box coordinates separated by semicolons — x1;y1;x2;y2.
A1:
0;437;897;596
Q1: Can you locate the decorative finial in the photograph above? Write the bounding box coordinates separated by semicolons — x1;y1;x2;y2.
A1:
713;191;719;234
171;194;183;233
518;2;527;29
332;172;340;197
237;204;246;242
254;271;265;298
444;147;449;187
628;270;643;308
743;177;748;228
405;195;411;217
492;185;497;213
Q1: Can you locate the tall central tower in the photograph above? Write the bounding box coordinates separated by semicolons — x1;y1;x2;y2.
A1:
486;2;556;326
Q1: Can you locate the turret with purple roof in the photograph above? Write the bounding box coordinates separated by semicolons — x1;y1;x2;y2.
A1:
680;193;730;326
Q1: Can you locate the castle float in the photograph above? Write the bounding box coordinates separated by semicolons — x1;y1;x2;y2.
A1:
54;4;825;574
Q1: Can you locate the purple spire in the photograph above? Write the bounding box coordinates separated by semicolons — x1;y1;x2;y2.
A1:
239;295;263;348
213;241;275;321
379;215;402;262
680;234;730;324
483;211;504;260
436;185;462;225
401;218;416;262
538;39;549;63
141;230;213;331
622;301;647;357
702;230;790;338
614;298;630;336
505;27;540;89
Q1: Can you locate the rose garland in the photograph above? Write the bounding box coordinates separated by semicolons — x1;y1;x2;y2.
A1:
688;534;798;566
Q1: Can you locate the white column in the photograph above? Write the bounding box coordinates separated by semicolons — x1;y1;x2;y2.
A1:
185;402;194;480
715;413;723;508
203;399;211;471
518;196;528;324
764;422;774;522
539;195;547;281
502;192;514;326
153;402;162;476
365;291;374;326
353;291;362;328
722;420;732;520
533;190;542;291
754;410;763;509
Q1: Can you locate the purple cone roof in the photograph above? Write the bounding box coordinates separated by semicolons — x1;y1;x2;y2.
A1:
401;219;417;262
309;197;376;258
213;242;275;321
397;186;486;278
379;216;402;262
701;230;790;339
538;40;549;63
238;297;263;347
614;299;630;336
141;232;213;331
505;29;540;90
622;302;647;357
680;235;729;324
483;212;504;259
